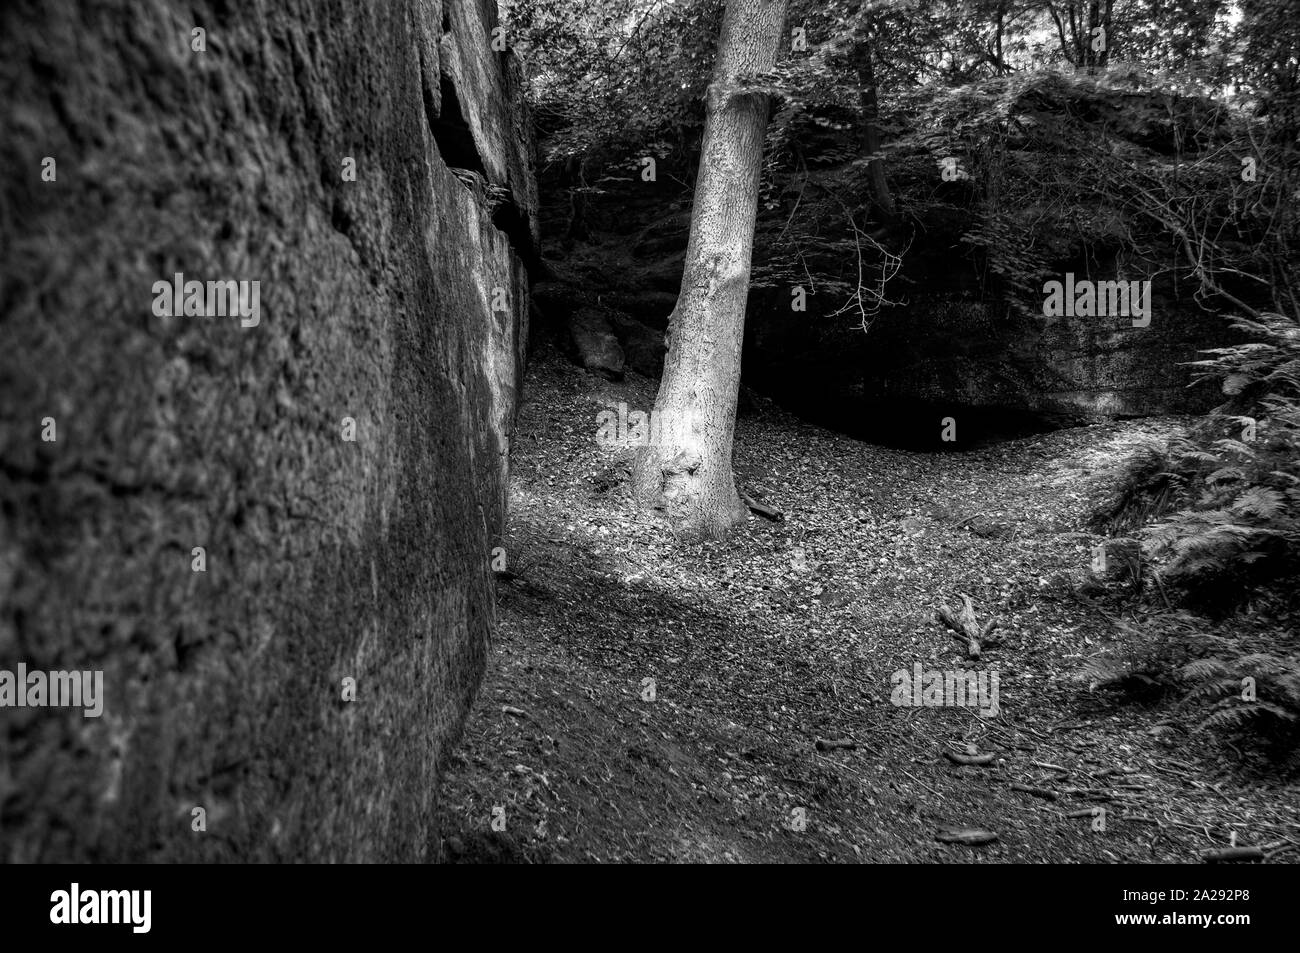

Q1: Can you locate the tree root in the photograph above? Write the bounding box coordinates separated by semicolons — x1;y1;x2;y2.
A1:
935;593;1002;659
943;750;997;766
1203;846;1265;863
739;487;783;521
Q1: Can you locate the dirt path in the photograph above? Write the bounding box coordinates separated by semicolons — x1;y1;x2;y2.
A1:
436;345;1300;863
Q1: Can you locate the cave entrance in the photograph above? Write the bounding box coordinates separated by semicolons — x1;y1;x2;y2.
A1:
772;395;1071;452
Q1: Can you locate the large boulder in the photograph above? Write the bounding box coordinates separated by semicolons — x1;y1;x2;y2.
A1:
608;311;667;377
567;307;625;379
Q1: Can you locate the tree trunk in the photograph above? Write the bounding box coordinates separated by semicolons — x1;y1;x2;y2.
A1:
1100;0;1113;68
564;155;590;245
994;1;1006;75
1086;0;1101;73
853;28;895;218
1046;1;1083;67
630;0;787;537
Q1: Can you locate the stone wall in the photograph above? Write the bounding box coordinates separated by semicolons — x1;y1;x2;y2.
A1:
0;0;535;861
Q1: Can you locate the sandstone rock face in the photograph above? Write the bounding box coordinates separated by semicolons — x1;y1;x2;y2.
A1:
744;254;1225;442
737;76;1236;438
547;185;1226;432
0;0;536;861
536;76;1235;443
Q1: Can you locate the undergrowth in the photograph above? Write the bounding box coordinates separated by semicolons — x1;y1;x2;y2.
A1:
1085;311;1300;760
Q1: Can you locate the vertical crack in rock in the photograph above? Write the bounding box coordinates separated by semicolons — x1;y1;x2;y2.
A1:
420;47;540;274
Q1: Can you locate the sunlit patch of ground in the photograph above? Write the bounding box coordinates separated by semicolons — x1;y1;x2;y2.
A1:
436;344;1300;863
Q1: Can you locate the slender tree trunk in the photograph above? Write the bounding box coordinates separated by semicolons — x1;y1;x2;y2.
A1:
1048;1;1089;67
853;28;895;218
1086;0;1101;73
1100;0;1113;68
630;0;787;538
994;1;1006;75
565;155;590;245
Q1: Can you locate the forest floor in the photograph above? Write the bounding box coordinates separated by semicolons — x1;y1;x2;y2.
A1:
436;342;1300;863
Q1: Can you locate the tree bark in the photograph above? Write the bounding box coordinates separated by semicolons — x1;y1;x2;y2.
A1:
630;0;787;537
1100;0;1113;68
994;1;1006;75
1085;0;1102;73
564;155;590;245
852;27;896;218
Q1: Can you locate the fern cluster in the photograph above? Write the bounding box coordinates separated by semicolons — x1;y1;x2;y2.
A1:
1092;312;1300;604
1085;311;1300;754
1082;618;1300;749
1181;648;1300;741
1143;312;1300;605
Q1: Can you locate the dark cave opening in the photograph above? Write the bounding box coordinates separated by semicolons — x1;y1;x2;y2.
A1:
765;392;1075;451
